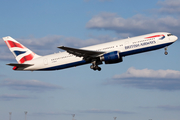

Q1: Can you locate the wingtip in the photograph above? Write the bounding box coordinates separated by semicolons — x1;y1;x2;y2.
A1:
57;46;64;48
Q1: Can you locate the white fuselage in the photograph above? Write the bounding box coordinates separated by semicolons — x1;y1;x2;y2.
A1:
23;32;178;71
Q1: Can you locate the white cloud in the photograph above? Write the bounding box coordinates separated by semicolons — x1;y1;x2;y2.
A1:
113;67;180;79
105;67;180;90
85;1;180;36
18;35;117;49
0;79;62;92
86;12;180;36
157;0;180;14
0;94;30;101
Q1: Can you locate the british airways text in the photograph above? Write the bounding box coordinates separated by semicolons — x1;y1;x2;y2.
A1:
125;41;156;50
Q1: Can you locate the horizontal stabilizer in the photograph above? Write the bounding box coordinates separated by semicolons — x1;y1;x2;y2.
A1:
7;63;34;67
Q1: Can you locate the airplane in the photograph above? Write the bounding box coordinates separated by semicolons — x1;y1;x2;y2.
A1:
3;32;178;71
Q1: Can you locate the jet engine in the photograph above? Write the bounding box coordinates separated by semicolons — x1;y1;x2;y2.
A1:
100;51;123;64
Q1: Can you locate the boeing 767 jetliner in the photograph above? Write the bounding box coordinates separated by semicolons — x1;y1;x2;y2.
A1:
3;32;178;71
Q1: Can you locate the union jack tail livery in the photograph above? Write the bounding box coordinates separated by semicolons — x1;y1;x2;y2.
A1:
3;36;41;64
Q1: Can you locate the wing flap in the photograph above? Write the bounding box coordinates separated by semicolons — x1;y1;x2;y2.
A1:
58;46;104;58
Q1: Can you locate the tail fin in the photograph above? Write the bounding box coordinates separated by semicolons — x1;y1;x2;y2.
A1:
3;36;41;64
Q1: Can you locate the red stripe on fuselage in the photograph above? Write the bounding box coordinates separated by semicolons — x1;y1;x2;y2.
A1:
19;53;34;63
145;34;164;39
6;40;25;48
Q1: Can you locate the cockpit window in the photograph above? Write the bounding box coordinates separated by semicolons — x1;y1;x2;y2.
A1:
167;34;173;36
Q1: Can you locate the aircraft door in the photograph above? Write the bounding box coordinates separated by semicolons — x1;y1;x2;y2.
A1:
44;58;48;65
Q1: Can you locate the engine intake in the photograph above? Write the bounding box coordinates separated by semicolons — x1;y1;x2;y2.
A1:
100;51;123;64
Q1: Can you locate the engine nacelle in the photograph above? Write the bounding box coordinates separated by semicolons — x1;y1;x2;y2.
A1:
100;51;123;64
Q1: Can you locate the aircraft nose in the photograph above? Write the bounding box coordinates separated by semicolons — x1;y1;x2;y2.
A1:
174;35;178;42
170;35;178;42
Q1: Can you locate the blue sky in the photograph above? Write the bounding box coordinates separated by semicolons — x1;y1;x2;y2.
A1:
0;0;180;120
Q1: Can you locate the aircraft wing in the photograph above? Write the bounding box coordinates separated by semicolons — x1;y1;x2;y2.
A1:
58;46;105;58
7;63;34;67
